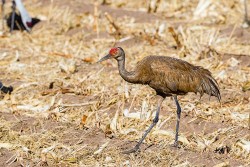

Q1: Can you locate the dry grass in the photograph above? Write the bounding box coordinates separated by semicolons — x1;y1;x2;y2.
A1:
0;0;249;166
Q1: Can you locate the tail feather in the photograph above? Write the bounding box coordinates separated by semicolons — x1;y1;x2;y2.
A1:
208;77;221;101
197;69;221;102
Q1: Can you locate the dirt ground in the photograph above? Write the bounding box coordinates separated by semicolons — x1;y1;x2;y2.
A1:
0;0;250;166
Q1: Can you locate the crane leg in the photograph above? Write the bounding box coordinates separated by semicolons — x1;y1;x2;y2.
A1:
2;0;5;31
122;96;164;154
173;95;181;147
245;0;248;22
10;0;16;33
243;0;250;27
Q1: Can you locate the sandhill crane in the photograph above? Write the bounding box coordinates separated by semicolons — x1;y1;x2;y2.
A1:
1;0;40;32
0;81;13;94
98;47;221;153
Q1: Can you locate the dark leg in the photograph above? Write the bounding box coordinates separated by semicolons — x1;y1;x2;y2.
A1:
123;96;165;154
245;0;248;22
244;0;250;26
2;0;5;31
173;95;182;147
10;0;16;33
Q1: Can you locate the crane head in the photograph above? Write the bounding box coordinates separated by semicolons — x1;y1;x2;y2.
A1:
97;47;124;63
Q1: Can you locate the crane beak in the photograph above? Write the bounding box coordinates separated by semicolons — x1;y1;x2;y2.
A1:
97;54;112;63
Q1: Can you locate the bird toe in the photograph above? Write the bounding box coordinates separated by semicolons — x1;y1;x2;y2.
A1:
122;146;140;154
170;142;181;149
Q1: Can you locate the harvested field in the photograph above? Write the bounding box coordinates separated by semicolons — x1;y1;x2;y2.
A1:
0;0;250;166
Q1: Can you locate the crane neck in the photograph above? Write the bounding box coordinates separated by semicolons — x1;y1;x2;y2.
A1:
117;55;138;83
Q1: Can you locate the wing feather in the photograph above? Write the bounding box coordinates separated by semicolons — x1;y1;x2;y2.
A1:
142;56;220;100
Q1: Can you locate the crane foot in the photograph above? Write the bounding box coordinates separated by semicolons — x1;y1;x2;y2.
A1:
173;141;178;147
170;141;181;149
122;145;140;154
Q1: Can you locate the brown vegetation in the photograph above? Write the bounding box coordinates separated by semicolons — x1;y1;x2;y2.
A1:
0;0;249;166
